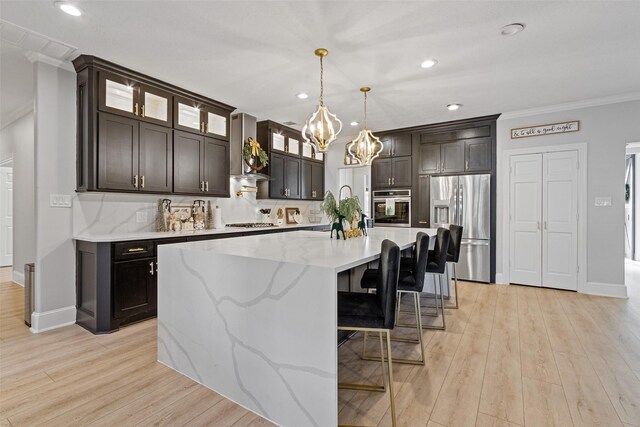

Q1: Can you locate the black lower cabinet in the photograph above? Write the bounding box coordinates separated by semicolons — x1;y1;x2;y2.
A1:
113;258;156;320
75;225;329;334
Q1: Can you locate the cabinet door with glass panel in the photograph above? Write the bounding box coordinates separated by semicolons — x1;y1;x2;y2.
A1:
174;96;229;140
98;72;172;127
302;142;324;163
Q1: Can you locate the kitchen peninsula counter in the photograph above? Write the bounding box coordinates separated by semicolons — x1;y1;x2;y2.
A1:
157;227;438;427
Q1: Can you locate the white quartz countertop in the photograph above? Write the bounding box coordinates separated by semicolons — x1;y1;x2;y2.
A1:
162;227;438;273
73;222;329;243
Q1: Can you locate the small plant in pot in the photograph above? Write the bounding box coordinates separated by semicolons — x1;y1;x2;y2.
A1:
321;186;362;239
243;137;269;171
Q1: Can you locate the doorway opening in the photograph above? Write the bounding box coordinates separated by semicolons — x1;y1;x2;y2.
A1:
624;142;640;298
0;158;13;269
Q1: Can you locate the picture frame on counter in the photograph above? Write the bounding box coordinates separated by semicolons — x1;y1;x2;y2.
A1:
285;207;302;224
511;120;579;139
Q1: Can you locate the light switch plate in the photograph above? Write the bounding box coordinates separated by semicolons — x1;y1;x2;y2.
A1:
595;196;612;207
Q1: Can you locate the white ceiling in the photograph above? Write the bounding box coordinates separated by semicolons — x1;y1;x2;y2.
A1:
1;1;640;138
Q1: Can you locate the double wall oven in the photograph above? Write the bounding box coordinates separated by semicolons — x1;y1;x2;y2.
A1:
372;190;411;227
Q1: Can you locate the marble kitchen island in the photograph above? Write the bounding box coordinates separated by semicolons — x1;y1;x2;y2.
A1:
157;227;437;427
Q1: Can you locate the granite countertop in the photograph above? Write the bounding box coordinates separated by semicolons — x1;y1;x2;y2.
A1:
73;222;330;243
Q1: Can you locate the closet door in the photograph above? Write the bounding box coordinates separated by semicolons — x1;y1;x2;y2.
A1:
509;154;542;286
542;151;578;290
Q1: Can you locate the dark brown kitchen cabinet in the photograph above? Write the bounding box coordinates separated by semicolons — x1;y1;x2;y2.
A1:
74;55;234;194
378;133;412;158
113;258;156;320
285;157;301;198
98;71;172;127
173;131;229;196
419;144;441;174
416;175;430;227
372;157;412;189
173;96;230;141
97;113;172;193
441;141;465;173
302;160;324;200
268;153;286;198
265;152;301;199
464;137;491;171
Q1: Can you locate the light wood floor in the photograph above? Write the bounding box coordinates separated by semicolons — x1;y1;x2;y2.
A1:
2;269;640;427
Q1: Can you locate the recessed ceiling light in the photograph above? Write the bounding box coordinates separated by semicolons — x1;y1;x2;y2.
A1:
420;59;438;69
54;1;82;16
296;93;308;100
447;104;462;111
501;23;525;37
350;121;359;126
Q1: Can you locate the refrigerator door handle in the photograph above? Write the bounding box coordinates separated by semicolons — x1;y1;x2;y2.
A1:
461;240;490;246
458;184;463;226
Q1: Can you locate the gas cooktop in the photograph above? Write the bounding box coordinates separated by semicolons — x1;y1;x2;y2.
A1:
225;222;275;228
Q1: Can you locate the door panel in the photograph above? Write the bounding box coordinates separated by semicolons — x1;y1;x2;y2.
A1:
464;137;491;171
430;176;457;227
173;130;204;194
419;144;441;174
269;153;286;198
509;153;542;286
459;174;490;239
542;150;578;290
416;175;429;227
372;158;392;188
393;134;412;157
113;258;155;319
97;113;139;191
301;160;313;199
98;71;139;119
440;141;464;173
0;167;12;267
203;137;229;196
311;162;324;199
285;157;301;199
140;84;172;126
392;157;412;187
139;123;172;193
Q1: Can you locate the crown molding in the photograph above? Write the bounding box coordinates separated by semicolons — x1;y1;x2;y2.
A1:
1;100;33;130
24;51;75;73
499;92;640;120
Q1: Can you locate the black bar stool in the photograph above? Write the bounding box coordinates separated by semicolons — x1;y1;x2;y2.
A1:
337;239;400;427
422;227;450;330
361;232;430;365
445;225;463;309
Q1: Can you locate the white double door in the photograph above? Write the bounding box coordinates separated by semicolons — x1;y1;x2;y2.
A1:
509;151;578;290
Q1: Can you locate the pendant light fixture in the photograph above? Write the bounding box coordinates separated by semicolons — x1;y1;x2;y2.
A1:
302;48;342;152
346;87;383;165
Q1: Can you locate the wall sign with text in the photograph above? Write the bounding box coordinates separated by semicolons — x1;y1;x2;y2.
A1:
511;121;580;139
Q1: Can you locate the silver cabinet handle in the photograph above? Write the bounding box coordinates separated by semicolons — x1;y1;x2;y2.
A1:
149;261;154;275
205;181;209;192
141;175;145;188
133;175;138;188
200;181;204;192
465;160;469;170
418;221;428;224
392;177;395;185
388;177;391;185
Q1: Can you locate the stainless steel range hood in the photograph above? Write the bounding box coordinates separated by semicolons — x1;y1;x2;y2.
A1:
230;113;269;181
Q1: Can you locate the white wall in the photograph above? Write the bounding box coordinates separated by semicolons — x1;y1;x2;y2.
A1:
497;100;640;297
0;111;35;284
31;60;77;331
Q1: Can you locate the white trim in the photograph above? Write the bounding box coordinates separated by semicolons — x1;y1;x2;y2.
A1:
501;142;588;294
12;270;24;286
24;51;75;72
586;282;628;298
494;273;506;285
500;92;640;120
29;305;76;333
1;101;33;130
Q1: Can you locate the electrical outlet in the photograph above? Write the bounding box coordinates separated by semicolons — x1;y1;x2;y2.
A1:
595;197;612;207
49;194;72;208
136;211;148;223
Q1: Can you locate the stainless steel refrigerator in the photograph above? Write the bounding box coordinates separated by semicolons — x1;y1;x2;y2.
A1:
430;174;490;282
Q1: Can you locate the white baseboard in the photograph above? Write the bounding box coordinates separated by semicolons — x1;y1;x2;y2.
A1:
586;282;628;298
12;270;25;286
494;273;506;285
30;306;77;333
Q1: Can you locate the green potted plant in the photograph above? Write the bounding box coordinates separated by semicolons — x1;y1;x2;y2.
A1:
243;137;269;171
321;186;362;238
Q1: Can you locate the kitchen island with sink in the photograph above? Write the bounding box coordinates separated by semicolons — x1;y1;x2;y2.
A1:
157;227;439;427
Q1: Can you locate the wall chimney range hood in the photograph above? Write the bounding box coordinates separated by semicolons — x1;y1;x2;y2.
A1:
230;113;269;181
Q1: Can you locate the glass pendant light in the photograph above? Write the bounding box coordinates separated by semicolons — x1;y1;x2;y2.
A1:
302;48;342;152
346;87;383;165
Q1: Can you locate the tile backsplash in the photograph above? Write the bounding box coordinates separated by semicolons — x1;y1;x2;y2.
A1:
73;178;326;236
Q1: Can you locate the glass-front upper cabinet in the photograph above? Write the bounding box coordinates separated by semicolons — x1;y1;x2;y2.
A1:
99;72;172;126
174;97;230;139
287;137;300;156
271;132;286;152
302;142;313;159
